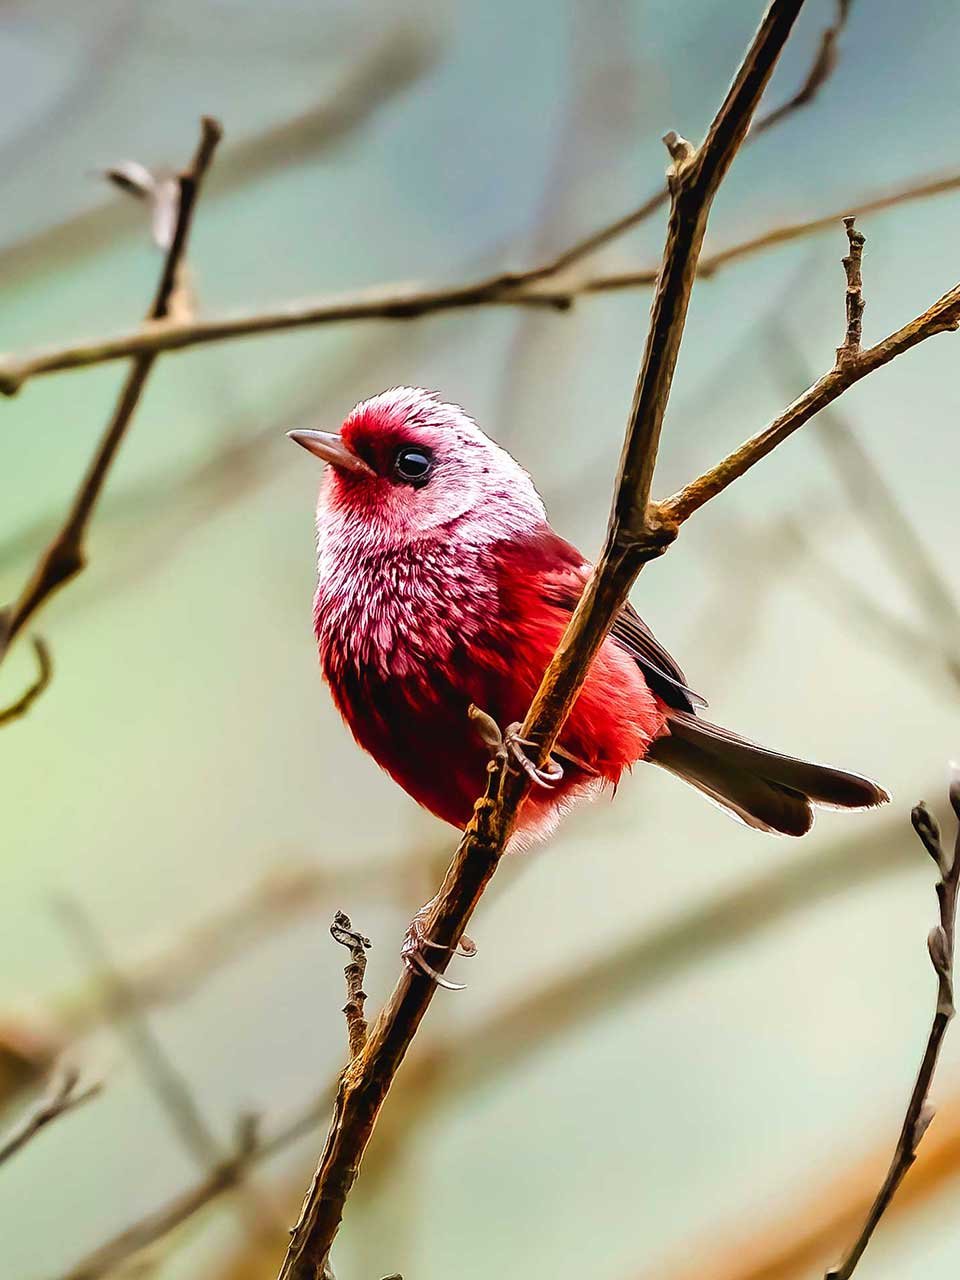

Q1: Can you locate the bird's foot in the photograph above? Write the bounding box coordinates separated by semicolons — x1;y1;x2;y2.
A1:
468;705;564;789
401;898;477;991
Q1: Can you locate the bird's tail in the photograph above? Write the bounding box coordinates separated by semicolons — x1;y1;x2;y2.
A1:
646;710;889;836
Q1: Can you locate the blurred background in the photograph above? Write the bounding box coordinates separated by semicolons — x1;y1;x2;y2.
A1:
3;0;960;1277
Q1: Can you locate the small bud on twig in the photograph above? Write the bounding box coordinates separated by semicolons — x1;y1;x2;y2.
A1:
912;803;943;867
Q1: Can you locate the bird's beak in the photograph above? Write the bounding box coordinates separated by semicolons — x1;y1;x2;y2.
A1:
286;429;375;477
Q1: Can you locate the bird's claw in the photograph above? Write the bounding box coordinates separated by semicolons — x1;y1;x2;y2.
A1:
504;723;564;789
467;705;564;789
401;901;476;991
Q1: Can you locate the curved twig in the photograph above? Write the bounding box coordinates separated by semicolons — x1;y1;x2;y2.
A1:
0;635;52;725
825;780;960;1278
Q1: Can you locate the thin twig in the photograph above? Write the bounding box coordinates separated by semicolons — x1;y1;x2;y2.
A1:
837;215;865;362
3;167;958;394
0;24;436;289
519;0;852;276
825;780;960;1278
330;912;372;1059
766;331;960;687
57;1113;265;1280
659;238;960;524
277;6;808;1277
0;116;222;705
56;896;284;1256
813;415;960;640
784;520;960;694
0;1067;101;1168
55;897;225;1171
638;1092;960;1280
0;636;52;726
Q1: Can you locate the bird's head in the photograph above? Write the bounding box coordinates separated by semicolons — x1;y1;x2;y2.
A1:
289;386;546;546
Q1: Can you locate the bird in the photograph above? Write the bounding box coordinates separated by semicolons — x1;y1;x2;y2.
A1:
290;386;888;979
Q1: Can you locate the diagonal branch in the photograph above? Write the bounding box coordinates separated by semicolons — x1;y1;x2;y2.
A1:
516;0;853;278
0;1067;101;1169
55;897;225;1172
0;635;52;726
659;220;960;524
825;781;960;1279
277;5;809;1277
3;166;957;394
0;116;222;708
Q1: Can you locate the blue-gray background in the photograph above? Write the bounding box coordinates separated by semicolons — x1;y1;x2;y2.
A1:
3;1;960;1277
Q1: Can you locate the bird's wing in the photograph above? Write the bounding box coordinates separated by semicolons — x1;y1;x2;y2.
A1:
495;524;706;713
608;602;707;712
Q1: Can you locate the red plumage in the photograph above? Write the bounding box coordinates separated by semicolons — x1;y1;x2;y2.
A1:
297;387;888;848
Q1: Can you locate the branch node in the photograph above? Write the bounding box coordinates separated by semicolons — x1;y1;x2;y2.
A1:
663;131;697;189
927;924;950;980
912;803;943;866
836;215;866;365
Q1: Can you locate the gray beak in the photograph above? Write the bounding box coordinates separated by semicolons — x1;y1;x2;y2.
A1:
286;429;375;476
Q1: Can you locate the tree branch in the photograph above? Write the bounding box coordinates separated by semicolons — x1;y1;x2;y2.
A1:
659;221;960;524
825;781;960;1278
55;896;227;1172
0;1067;101;1169
0;635;52;726
515;0;852;277
58;1113;265;1280
276;5;808;1276
2;167;957;395
0;116;222;707
639;1092;960;1280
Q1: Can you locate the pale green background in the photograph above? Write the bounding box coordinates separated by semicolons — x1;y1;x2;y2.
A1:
2;1;960;1277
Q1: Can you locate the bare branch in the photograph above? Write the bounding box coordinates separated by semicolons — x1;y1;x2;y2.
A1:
277;5;809;1276
660;234;960;524
0;1067;101;1169
530;0;853;274
55;897;225;1172
0;24;437;289
3;167;957;394
58;1113;265;1280
640;1093;960;1280
825;780;960;1278
750;0;852;135
765;332;960;689
0;636;52;726
0;117;223;707
330;912;372;1059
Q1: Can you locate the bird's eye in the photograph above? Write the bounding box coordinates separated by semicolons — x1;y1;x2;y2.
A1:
393;446;434;487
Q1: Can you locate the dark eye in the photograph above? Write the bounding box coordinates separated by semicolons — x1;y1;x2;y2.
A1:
393;446;434;487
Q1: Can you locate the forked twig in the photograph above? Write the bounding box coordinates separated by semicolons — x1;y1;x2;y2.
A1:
0;116;222;714
826;779;960;1278
0;1067;101;1168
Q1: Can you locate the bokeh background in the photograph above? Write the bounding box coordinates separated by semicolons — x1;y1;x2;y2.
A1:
3;1;960;1277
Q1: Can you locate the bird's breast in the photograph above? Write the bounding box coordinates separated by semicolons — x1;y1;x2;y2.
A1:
313;538;497;682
